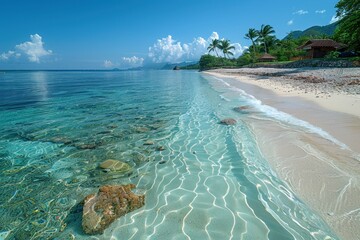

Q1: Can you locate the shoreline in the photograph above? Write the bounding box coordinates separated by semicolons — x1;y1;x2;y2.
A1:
205;68;360;153
205;68;360;117
204;68;360;240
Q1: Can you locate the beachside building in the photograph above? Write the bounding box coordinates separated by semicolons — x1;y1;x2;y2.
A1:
258;53;276;62
299;39;347;59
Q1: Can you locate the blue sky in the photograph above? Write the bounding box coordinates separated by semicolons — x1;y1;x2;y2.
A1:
0;0;339;69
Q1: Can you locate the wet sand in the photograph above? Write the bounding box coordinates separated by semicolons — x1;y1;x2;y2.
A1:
204;68;360;240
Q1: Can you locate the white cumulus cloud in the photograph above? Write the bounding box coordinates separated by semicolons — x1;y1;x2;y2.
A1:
315;10;326;14
330;15;341;24
121;56;144;66
287;19;294;25
104;32;245;68
0;51;16;60
231;43;246;57
148;35;184;63
148;32;245;63
16;34;52;63
182;36;208;60
104;60;114;68
209;32;219;40
293;10;308;15
103;56;144;69
1;34;52;63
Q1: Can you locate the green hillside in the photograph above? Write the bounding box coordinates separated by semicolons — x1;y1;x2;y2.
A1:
285;22;338;39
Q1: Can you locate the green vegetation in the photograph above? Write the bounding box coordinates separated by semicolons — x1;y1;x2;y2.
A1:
195;0;359;71
198;39;238;70
334;0;360;51
207;39;236;58
199;55;237;71
199;23;310;70
325;51;341;59
269;37;307;61
180;63;200;70
207;39;220;57
284;23;338;40
244;28;258;58
257;24;275;53
218;39;235;58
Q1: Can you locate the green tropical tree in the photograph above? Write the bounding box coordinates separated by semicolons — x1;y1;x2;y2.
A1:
270;38;304;61
245;28;259;53
218;39;235;58
334;0;360;51
257;24;275;53
207;39;220;56
264;35;279;51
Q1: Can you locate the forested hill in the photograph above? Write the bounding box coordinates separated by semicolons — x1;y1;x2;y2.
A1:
284;22;338;39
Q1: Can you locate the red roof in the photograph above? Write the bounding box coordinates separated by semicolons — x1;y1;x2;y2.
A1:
299;39;347;50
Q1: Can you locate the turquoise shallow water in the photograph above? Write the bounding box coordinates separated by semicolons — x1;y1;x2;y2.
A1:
0;71;337;239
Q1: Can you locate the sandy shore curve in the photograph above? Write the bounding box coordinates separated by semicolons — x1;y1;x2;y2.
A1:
204;68;360;240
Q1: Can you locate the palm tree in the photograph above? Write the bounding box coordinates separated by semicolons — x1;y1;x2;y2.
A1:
257;24;275;53
218;39;235;58
264;35;279;50
207;39;220;56
245;28;258;53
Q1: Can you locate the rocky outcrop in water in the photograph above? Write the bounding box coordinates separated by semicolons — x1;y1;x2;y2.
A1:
82;184;145;235
220;118;237;125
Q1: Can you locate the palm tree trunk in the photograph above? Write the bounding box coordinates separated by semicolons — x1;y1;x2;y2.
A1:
251;39;257;53
264;42;268;53
251;39;257;60
260;34;267;53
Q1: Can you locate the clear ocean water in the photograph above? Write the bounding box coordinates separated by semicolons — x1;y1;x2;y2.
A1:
0;70;337;239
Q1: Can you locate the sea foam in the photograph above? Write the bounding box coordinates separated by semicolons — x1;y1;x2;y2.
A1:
211;76;349;150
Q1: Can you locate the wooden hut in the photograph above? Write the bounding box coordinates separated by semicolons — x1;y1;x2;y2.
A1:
258;53;276;62
298;39;346;59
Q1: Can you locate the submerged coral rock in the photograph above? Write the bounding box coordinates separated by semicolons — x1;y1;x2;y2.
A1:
82;184;145;235
135;127;150;133
99;159;132;173
220;118;237;125
76;143;97;149
49;136;72;144
106;124;118;129
143;140;154;145
156;146;165;151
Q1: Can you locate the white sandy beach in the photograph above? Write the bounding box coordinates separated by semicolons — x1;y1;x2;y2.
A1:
206;68;360;152
205;68;360;240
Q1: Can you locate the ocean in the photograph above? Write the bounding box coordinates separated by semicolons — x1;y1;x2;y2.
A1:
0;70;338;239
